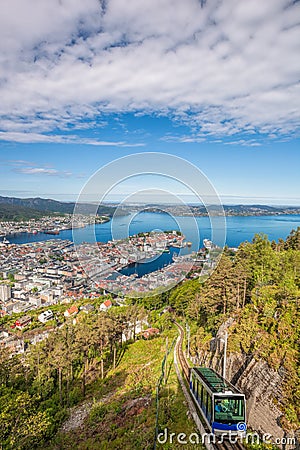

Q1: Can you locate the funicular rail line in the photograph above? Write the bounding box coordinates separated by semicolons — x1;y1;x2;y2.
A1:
175;322;190;379
215;440;246;450
174;322;246;450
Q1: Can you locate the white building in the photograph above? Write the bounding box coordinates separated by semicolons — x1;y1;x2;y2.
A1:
38;310;54;323
0;284;11;301
99;299;112;312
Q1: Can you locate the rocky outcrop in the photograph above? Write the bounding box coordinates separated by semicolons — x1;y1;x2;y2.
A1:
227;354;286;442
193;320;298;449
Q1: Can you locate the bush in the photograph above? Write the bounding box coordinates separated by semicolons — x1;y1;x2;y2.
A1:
88;402;108;424
68;387;83;407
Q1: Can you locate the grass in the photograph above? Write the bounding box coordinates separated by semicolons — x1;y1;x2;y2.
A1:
45;327;199;449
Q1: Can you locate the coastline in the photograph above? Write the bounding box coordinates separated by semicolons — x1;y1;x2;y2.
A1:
1;213;300;250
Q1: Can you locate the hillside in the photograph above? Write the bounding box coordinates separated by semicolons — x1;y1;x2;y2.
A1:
0;301;195;449
1;196;300;221
0;196;120;218
0;203;52;222
122;202;300;217
167;228;300;435
0;229;299;449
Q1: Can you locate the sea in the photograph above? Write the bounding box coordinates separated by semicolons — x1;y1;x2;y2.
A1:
4;212;300;249
4;213;300;278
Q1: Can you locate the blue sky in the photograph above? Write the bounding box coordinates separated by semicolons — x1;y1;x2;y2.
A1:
0;0;299;205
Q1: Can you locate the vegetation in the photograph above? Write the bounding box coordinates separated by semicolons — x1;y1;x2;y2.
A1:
0;195;124;217
0;303;147;448
50;329;196;450
168;230;300;430
0;204;51;222
0;228;299;448
0;304;196;449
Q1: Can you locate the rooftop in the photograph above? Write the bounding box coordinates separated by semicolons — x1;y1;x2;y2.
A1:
194;367;241;395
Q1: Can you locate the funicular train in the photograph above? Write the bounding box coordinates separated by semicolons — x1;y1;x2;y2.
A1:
189;367;247;436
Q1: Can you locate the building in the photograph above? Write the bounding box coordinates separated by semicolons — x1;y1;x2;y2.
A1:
64;305;78;317
38;310;54;323
15;315;32;330
0;284;11;301
0;330;9;342
80;304;94;314
1;300;14;314
100;299;112;312
141;328;160;339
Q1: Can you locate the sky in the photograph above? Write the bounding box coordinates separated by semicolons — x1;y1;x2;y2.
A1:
0;0;299;205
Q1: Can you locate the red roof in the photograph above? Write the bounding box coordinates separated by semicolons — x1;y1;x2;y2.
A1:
142;328;160;339
103;299;112;308
67;305;78;315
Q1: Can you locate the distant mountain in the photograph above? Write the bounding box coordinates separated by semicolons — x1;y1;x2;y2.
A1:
0;196;118;217
119;202;300;216
1;196;299;222
222;204;300;215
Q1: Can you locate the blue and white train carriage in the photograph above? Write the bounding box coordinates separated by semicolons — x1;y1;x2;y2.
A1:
190;367;247;436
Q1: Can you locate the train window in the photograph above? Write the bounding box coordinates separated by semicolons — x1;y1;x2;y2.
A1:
207;395;212;423
202;389;207;413
200;384;203;406
193;376;196;393
214;396;245;423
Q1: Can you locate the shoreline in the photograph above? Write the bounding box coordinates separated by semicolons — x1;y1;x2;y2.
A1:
1;213;300;249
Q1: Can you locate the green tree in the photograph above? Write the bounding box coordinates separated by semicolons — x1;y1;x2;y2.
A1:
0;391;51;449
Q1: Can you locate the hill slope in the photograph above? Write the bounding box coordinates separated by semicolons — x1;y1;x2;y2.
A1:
0;203;52;221
0;196;118;217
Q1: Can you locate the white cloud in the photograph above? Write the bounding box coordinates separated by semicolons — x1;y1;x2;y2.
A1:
0;0;299;140
224;139;262;147
7;159;72;178
162;134;206;143
0;131;144;146
14;167;62;175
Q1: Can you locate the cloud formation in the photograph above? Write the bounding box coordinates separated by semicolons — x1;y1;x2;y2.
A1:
7;159;73;177
0;131;144;146
14;167;66;176
0;0;299;141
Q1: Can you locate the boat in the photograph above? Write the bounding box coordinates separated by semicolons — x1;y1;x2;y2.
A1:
28;229;38;234
172;242;185;248
44;230;60;235
203;239;213;249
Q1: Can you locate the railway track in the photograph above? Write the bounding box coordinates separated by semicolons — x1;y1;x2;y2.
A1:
174;321;246;450
215;441;246;450
175;322;190;380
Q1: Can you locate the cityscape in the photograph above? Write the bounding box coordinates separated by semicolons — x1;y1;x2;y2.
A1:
0;0;299;449
0;228;217;362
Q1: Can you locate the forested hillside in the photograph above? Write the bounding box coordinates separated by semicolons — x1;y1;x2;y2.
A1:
0;229;299;448
0;196;121;217
0;203;51;221
168;229;300;430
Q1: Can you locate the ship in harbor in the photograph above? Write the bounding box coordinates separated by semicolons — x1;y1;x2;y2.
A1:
44;229;60;235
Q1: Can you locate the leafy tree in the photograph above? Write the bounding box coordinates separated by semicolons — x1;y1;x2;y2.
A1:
285;227;300;250
0;391;51;449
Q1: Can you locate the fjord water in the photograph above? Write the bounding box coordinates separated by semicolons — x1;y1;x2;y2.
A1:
5;212;300;249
